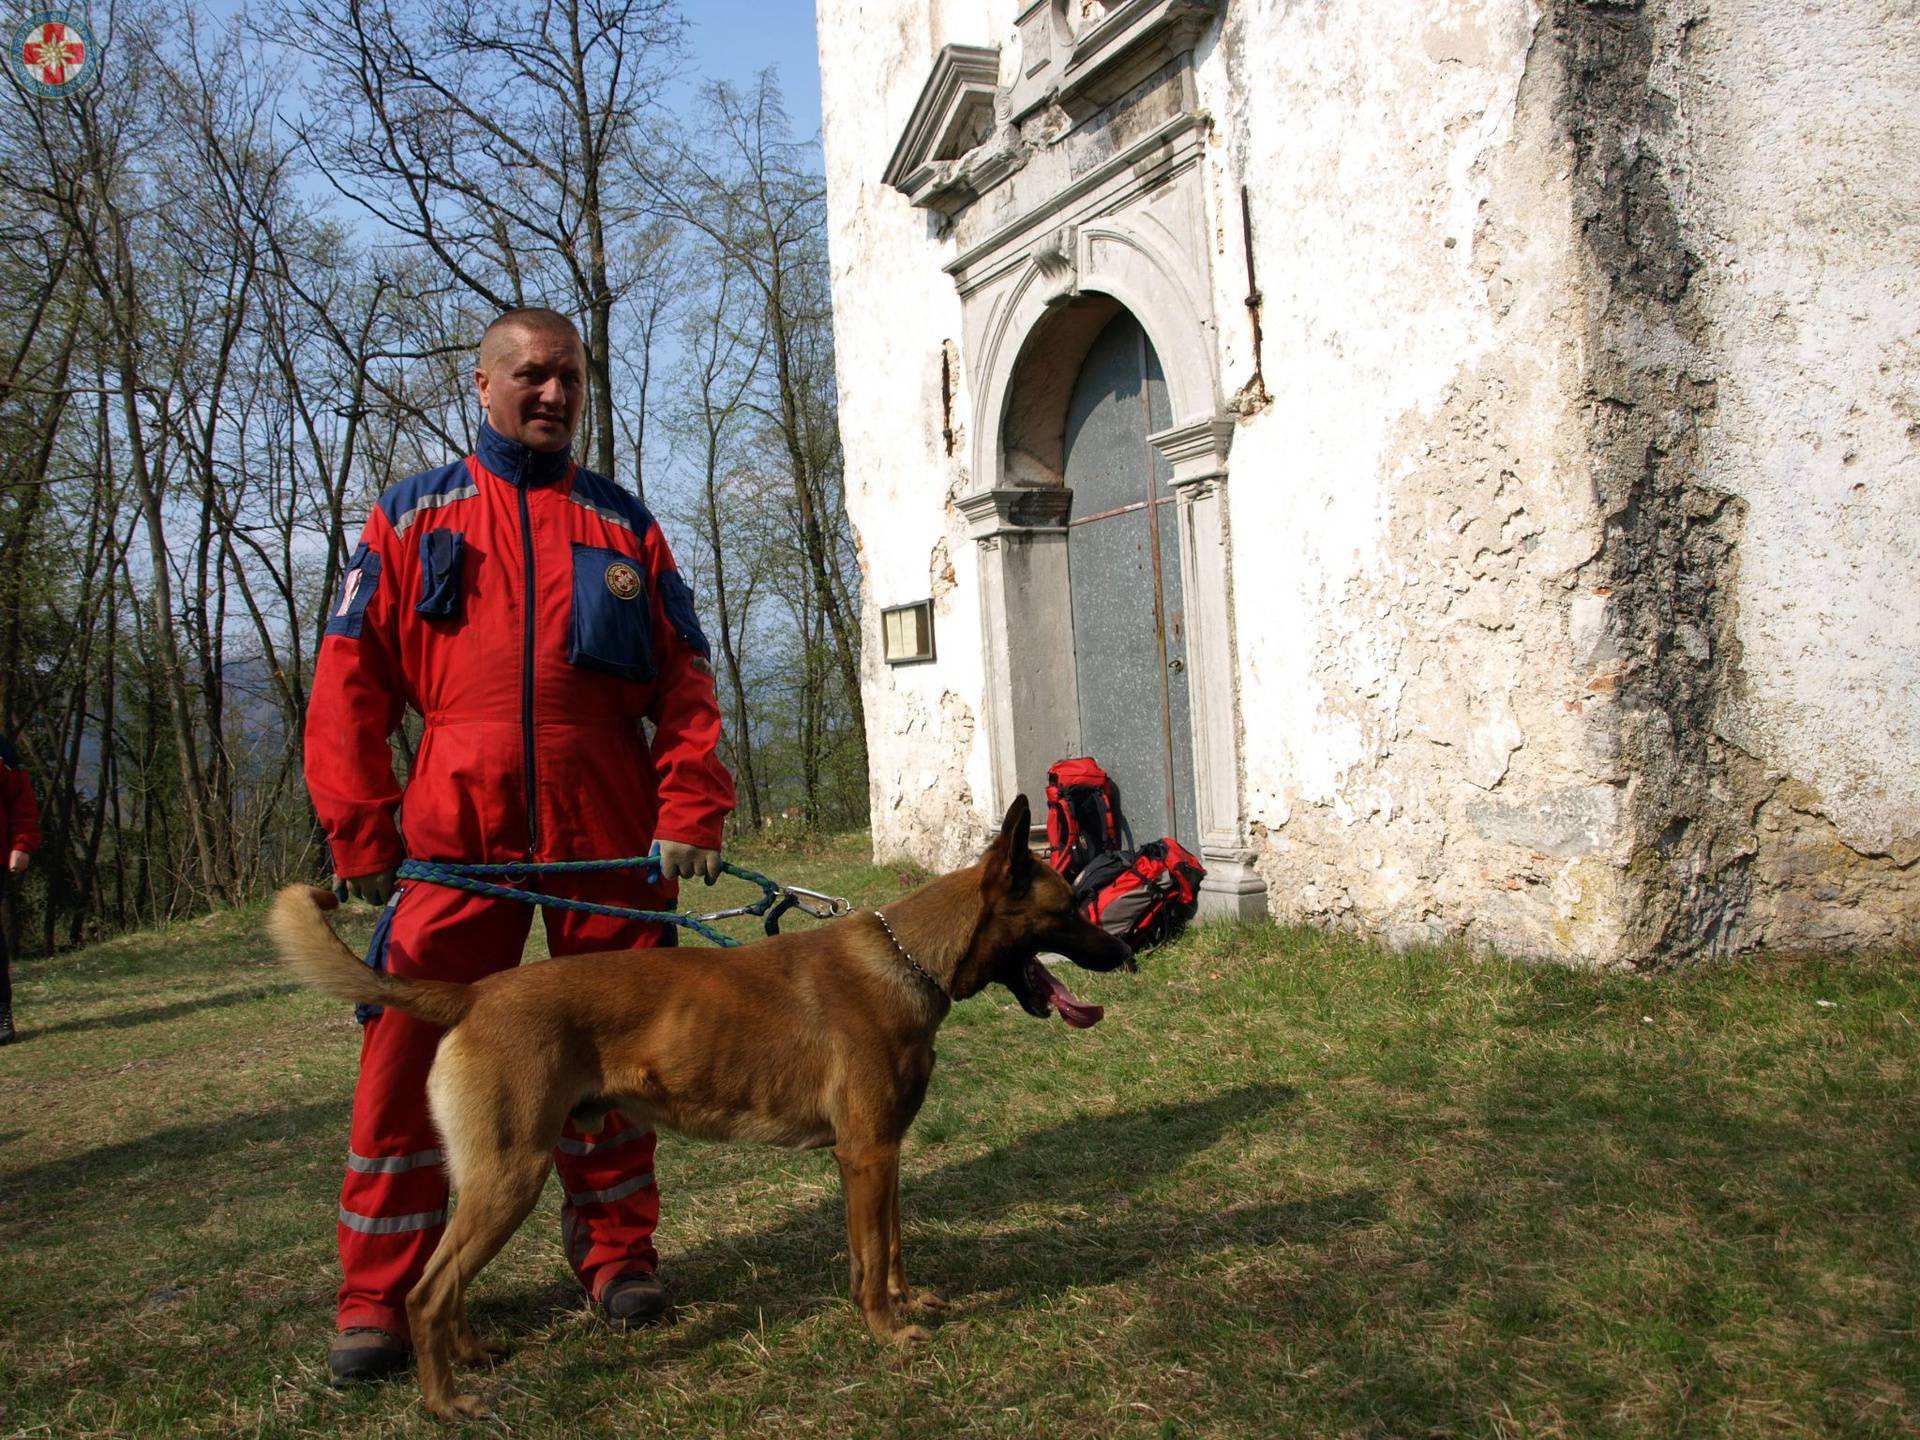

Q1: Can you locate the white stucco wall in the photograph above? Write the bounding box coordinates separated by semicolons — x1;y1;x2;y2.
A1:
818;0;1920;958
1189;1;1636;953
819;1;1020;868
1687;0;1920;860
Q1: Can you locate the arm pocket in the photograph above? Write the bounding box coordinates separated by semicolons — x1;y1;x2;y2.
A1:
568;543;656;682
417;529;464;619
324;544;381;639
655;568;712;659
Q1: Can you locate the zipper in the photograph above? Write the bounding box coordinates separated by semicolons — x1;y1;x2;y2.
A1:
516;466;541;858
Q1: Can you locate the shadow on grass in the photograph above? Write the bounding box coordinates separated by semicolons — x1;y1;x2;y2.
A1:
480;1032;1919;1438
1183;1033;1920;1440
14;1012;1915;1440
0;1099;348;1224
479;1083;1336;1346
23;983;306;1039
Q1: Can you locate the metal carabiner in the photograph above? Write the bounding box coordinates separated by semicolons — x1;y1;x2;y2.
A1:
690;903;763;924
690;881;849;928
778;884;854;920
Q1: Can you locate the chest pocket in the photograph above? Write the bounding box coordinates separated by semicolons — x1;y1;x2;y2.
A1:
417;529;464;619
568;543;655;682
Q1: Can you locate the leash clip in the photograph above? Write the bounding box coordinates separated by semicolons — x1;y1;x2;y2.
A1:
692;882;850;927
777;884;853;920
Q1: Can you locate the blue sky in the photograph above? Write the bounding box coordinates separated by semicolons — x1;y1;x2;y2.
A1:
679;0;823;140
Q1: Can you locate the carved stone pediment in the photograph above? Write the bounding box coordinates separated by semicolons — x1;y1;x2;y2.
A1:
881;44;1009;217
1012;0;1220;123
885;5;1220;219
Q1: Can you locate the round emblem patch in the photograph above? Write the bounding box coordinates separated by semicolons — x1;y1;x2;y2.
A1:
604;561;642;601
10;10;99;98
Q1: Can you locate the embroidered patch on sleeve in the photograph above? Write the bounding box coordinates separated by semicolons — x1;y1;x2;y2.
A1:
325;545;382;639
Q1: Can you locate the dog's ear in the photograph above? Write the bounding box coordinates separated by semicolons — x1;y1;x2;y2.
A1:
983;794;1035;898
1000;794;1031;849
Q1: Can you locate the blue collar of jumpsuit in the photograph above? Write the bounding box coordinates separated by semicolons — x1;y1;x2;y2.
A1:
476;418;573;488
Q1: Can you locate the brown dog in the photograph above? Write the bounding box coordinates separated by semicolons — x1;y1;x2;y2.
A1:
269;795;1133;1419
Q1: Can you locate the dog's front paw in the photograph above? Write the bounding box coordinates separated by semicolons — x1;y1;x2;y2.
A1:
862;1308;935;1347
892;1286;945;1314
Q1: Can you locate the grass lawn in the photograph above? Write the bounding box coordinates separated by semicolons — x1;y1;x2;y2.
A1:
1;830;1916;1438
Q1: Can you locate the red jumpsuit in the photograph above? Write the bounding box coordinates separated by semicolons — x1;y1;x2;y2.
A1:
305;420;735;1339
0;734;40;1020
0;735;38;862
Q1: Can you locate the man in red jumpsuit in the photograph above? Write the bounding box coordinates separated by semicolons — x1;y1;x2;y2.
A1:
304;308;735;1384
0;731;40;1045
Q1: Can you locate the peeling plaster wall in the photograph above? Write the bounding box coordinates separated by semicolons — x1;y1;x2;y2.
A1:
1678;0;1920;949
1206;0;1918;960
1201;1;1638;958
817;0;1019;870
817;0;1920;960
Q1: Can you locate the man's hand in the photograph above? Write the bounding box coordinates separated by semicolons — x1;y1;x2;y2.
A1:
337;868;398;906
656;841;723;886
7;849;27;876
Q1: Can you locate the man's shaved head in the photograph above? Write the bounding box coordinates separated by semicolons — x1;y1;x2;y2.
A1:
475;308;588;453
478;307;585;371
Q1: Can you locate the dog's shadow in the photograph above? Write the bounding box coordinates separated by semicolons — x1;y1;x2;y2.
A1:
24;984;305;1039
478;1082;1374;1361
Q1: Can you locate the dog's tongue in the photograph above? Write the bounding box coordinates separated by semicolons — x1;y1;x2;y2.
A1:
1036;962;1103;1028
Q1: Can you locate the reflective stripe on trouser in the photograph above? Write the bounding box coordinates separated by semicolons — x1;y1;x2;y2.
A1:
336;875;673;1337
559;1120;660;1296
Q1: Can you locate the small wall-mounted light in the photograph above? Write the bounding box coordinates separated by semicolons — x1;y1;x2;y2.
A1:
882;601;936;665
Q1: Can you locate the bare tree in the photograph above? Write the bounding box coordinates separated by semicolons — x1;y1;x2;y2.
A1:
2;3;237;899
645;75;864;748
279;0;685;487
666;263;768;825
0;2;873;953
613;222;683;504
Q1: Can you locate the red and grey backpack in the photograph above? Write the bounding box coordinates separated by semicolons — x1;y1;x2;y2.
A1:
1045;757;1127;881
1074;837;1207;952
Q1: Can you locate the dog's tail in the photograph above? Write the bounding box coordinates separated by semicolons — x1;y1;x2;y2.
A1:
268;885;477;1029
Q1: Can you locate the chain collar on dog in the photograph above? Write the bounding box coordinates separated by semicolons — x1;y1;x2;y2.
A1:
871;909;949;1000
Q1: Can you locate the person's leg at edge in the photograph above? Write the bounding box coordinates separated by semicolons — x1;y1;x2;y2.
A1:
0;874;14;1043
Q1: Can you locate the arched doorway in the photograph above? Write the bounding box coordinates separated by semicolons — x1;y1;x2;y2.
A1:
1062;310;1197;847
960;217;1266;918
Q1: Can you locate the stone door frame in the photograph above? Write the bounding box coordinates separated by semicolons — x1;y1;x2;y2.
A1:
886;10;1264;917
954;206;1265;919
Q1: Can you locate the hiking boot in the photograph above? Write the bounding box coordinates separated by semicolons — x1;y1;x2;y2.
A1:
600;1270;674;1329
326;1326;411;1385
0;1009;14;1045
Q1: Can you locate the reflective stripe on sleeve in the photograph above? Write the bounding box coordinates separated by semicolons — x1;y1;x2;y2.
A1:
346;1146;445;1174
338;1205;447;1235
391;484;480;535
562;1172;655;1207
554;1126;655;1157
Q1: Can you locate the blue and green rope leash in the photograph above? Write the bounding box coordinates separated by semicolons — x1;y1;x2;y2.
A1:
385;847;852;947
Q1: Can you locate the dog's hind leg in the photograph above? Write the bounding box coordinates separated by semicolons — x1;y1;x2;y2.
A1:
406;1150;550;1422
835;1141;931;1346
